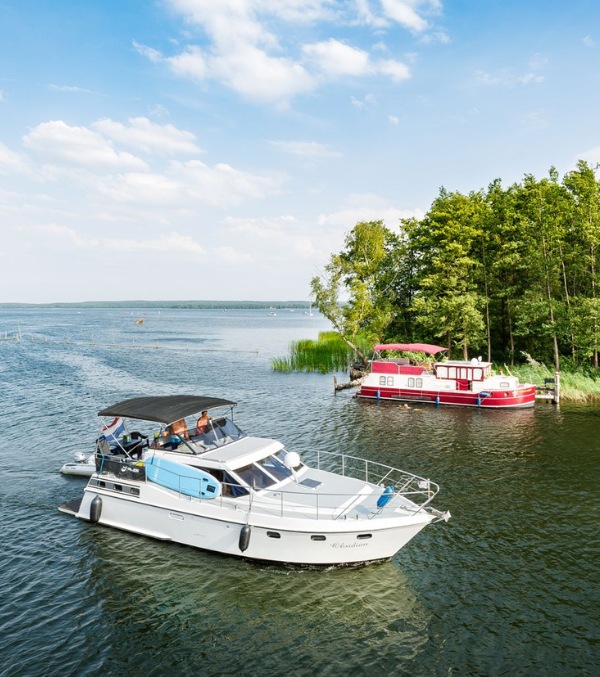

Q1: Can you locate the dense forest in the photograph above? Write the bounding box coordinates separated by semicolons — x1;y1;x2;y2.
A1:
311;161;600;372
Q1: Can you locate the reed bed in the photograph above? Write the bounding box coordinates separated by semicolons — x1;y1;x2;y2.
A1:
506;364;600;401
272;332;369;374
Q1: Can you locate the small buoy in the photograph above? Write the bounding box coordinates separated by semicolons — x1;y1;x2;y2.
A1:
435;395;440;406
90;495;102;523
377;485;394;508
239;524;251;552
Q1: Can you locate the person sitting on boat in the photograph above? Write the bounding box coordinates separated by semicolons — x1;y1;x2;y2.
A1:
167;418;189;440
195;410;210;434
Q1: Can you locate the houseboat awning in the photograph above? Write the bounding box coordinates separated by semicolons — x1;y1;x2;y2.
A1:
374;343;448;355
98;395;236;424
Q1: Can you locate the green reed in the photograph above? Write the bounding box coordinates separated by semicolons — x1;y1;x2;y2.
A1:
272;331;368;374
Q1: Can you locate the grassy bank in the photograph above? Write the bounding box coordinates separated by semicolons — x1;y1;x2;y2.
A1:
507;364;600;402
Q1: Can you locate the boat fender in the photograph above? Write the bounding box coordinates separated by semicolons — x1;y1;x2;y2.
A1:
90;495;102;523
377;485;394;508
239;524;251;552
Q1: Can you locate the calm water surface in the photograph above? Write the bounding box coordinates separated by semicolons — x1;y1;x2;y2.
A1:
0;308;598;676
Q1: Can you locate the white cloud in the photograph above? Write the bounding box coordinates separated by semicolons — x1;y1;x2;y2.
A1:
27;223;206;258
0;142;30;174
270;140;342;158
380;0;435;32
303;39;370;77
0;89;6;101
578;146;600;165
215;245;252;263
48;84;98;95
92;117;203;155
582;35;595;47
140;0;426;105
132;40;162;62
388;115;399;124
23;121;149;171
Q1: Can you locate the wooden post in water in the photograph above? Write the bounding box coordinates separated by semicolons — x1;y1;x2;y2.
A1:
333;375;337;394
554;371;560;405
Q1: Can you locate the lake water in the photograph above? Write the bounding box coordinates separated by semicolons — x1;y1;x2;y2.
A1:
0;308;598;676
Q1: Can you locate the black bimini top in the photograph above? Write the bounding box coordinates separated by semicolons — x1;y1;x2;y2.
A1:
98;395;236;424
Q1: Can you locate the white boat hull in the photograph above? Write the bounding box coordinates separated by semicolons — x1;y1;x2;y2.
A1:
74;481;434;565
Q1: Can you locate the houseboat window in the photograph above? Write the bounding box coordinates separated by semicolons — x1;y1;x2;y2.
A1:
473;368;482;380
448;367;456;378
459;368;469;379
234;463;277;490
416;378;423;388
379;376;386;386
257;455;293;482
437;366;447;378
408;378;415;387
387;377;393;386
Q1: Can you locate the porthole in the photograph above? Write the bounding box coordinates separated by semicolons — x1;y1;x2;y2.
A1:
311;535;326;541
357;534;372;540
267;531;281;539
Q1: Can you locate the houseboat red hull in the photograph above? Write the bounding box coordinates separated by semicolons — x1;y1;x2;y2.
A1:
355;344;536;409
355;384;536;408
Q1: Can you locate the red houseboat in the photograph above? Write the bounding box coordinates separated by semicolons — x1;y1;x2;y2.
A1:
356;343;536;409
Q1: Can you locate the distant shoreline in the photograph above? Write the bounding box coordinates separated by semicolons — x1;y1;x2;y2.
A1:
0;300;311;310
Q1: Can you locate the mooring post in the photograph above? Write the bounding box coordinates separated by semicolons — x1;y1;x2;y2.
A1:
554;371;560;405
333;375;337;394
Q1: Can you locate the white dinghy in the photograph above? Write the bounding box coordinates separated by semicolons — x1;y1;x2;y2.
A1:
59;395;450;566
60;452;96;477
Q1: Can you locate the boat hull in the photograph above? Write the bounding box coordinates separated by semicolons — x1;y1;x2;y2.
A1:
356;385;536;408
73;482;434;566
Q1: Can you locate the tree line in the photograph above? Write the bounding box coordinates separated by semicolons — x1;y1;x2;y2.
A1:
311;161;600;371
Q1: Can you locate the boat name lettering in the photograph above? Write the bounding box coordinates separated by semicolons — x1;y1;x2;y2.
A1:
331;542;369;549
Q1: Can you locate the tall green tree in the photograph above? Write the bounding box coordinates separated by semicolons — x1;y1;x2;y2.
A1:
311;221;400;364
404;189;486;359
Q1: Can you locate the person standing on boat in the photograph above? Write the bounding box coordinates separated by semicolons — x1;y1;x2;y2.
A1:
195;410;210;434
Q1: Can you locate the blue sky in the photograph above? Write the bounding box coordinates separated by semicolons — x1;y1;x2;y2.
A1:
2;0;600;303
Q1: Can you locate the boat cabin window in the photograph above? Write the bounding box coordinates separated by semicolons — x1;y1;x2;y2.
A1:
499;380;510;388
256;454;293;482
379;376;386;386
387;377;393;386
198;467;248;497
408;378;414;387
416;378;423;388
234;463;278;490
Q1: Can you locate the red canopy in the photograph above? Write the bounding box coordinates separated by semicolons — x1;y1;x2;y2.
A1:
374;343;448;355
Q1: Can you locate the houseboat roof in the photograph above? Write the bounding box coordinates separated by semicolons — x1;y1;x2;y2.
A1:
374;343;448;355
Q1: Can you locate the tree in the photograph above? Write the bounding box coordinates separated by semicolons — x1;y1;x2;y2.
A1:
404;189;486;359
311;221;400;365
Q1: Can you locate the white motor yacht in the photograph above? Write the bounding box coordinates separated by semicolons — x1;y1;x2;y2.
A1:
59;395;450;566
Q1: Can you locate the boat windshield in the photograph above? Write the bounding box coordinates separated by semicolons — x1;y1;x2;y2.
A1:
192;417;245;449
234;453;294;490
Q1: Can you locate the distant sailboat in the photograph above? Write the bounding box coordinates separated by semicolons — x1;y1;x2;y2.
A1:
304;303;314;317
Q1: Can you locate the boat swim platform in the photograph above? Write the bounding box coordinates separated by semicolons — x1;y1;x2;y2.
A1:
58;498;82;516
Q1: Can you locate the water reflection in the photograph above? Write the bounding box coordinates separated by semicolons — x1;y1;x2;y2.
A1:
83;527;431;674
